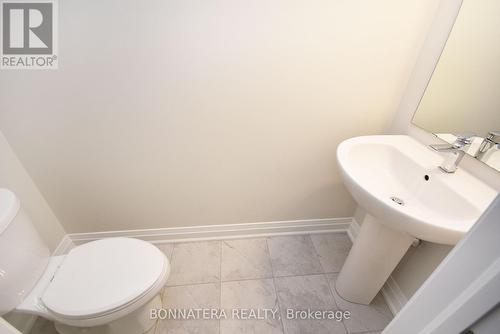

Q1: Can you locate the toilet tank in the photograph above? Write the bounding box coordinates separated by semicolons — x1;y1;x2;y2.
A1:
0;189;50;315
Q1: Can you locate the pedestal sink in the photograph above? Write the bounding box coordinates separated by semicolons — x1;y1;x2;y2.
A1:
335;135;497;305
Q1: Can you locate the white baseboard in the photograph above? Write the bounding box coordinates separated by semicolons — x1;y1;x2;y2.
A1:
346;217;361;242
349;218;408;315
52;234;76;256
381;275;408;315
55;217;352;254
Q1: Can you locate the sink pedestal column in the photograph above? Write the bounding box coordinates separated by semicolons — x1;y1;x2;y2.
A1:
336;214;415;305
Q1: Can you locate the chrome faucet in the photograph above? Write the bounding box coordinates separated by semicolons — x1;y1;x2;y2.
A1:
475;131;500;160
429;134;474;173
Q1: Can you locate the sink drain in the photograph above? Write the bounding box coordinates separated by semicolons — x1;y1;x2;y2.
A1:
390;196;405;206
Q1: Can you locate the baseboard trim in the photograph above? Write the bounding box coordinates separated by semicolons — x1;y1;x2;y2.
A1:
56;218;352;253
346;217;360;242
381;275;408;315
52;234;75;256
348;218;408;315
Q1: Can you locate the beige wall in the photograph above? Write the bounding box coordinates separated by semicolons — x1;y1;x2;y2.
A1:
0;131;66;251
0;0;440;233
412;0;500;136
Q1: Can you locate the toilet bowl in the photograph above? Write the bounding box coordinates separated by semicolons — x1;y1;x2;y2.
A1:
18;238;170;334
0;189;170;334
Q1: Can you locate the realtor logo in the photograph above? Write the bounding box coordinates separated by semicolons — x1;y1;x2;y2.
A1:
1;0;58;69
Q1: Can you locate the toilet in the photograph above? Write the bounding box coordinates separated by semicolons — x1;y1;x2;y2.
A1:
0;189;170;334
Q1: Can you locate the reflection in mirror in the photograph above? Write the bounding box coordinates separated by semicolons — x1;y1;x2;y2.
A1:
412;0;500;172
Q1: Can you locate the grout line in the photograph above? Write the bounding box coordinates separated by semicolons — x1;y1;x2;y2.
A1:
265;237;286;334
222;276;275;283
164;271;344;288
309;234;350;334
308;233;326;273
164;281;221;288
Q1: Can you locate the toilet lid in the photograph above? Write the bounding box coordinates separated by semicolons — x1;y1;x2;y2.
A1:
42;238;166;319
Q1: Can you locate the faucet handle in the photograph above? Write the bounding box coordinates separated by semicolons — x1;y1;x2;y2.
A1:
487;131;500;139
453;132;476;146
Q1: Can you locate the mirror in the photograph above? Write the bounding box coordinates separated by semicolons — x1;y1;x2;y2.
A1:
412;0;500;172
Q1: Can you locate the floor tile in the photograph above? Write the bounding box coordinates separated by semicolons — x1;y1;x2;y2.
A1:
166;241;221;286
326;274;392;333
158;283;220;334
267;235;323;277
27;234;390;334
221;238;273;281
310;233;352;273
156;242;175;260
275;275;346;334
29;317;57;334
221;279;283;334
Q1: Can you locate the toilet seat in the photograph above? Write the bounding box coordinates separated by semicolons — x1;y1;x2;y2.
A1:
35;238;169;327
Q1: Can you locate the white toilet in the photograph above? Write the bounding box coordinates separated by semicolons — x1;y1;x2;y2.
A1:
0;189;170;334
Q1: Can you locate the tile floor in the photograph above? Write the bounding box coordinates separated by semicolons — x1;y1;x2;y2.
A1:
29;233;392;334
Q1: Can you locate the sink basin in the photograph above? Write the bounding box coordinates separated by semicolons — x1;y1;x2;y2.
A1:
334;135;497;305
337;135;497;245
